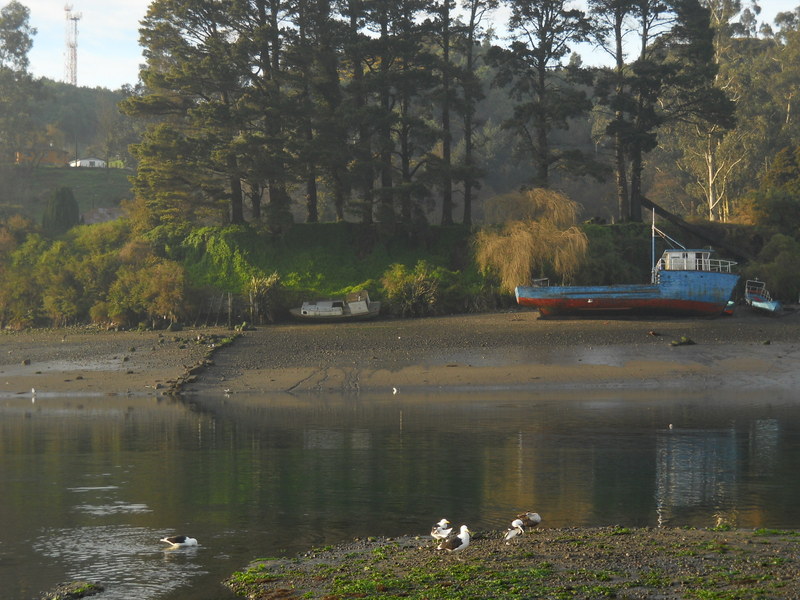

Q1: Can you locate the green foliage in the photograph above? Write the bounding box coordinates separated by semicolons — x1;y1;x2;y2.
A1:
0;214;190;328
574;223;652;285
741;189;800;235
42;186;80;235
181;226;265;292
742;234;800;302
107;259;187;327
381;261;439;317
737;146;800;234
246;272;281;325
180;223;476;297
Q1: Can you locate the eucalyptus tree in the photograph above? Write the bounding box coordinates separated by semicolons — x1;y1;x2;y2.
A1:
648;0;736;220
663;0;754;220
657;4;800;221
768;14;800;141
606;0;734;222
489;0;593;189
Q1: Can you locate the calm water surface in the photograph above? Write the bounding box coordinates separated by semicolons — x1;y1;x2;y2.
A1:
2;388;800;600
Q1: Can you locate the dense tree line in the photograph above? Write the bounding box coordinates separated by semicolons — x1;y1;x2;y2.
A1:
119;0;783;232
2;0;800;229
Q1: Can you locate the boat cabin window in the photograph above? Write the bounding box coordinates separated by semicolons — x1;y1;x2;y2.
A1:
332;301;344;308
662;250;711;271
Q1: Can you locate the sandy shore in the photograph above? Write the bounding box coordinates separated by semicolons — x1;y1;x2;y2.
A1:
3;308;797;398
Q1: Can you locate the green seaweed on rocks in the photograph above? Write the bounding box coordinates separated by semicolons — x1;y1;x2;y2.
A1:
223;527;800;600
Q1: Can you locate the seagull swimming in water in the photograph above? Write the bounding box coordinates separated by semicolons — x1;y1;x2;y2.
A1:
160;535;198;548
437;525;471;553
431;518;452;541
503;518;526;544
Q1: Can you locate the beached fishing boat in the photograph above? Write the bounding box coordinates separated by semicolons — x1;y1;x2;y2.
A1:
515;227;740;318
290;290;381;322
744;279;782;315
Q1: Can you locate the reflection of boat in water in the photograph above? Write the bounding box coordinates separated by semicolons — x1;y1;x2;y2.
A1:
290;290;381;322
515;225;739;318
744;279;782;315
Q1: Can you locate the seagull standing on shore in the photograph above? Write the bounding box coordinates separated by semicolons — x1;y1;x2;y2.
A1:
517;511;542;529
503;519;525;544
160;535;198;548
437;525;471;553
431;518;452;541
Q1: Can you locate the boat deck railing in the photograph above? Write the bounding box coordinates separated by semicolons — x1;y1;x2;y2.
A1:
746;280;773;300
656;257;737;273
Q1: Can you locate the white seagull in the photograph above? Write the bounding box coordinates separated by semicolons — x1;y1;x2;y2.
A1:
437;525;471;553
431;518;452;541
504;518;525;544
160;535;198;548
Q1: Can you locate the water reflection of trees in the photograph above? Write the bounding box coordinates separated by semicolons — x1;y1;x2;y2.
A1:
3;390;800;535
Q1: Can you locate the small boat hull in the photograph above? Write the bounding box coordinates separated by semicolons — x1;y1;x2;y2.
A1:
290;290;381;322
289;303;381;322
744;280;782;314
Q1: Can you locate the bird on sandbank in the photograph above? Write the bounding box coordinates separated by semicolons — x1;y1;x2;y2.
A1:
517;511;542;529
437;525;471;553
160;535;198;548
503;518;526;544
431;518;452;541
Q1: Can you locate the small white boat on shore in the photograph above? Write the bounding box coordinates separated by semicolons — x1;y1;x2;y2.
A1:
290;290;381;322
744;279;782;315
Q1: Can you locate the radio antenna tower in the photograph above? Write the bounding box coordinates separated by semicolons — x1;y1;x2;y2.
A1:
64;4;82;85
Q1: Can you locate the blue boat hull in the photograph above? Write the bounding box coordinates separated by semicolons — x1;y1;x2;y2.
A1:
515;270;740;317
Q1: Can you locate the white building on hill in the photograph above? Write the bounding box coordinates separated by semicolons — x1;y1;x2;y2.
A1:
69;157;107;168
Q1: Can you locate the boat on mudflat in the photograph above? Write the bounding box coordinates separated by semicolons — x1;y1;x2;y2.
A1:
515;232;740;318
290;290;381;322
744;279;782;315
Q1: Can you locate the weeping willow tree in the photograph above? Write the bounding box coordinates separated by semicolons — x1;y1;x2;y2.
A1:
474;189;588;293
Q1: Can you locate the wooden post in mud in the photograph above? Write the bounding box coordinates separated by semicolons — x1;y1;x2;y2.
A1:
227;293;233;328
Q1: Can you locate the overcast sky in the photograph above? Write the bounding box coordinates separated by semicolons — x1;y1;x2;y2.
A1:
20;0;800;90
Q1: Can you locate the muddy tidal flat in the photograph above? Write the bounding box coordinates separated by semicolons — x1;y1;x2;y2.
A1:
186;308;800;396
2;308;798;398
